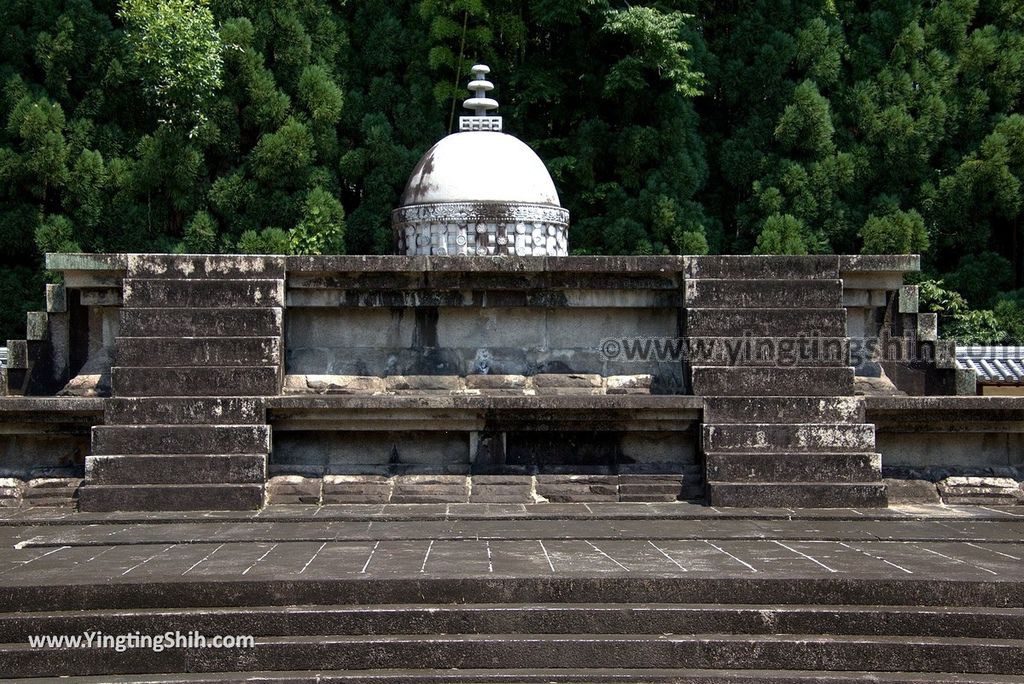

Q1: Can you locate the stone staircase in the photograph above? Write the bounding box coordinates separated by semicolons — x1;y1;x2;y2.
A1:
77;255;285;512
687;256;887;507
0;576;1020;680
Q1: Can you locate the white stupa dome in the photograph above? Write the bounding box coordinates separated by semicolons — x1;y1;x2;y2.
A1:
392;65;569;257
400;131;561;207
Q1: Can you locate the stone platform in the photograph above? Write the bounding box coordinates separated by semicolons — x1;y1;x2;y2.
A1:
0;504;1022;681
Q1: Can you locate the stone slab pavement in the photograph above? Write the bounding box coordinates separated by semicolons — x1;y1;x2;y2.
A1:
0;504;1022;586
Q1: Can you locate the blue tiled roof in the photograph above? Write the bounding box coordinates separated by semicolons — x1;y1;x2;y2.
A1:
956;346;1024;383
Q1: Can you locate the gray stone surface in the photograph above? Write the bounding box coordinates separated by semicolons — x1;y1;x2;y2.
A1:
77;483;264;511
704;424;875;453
704;397;863;424
105;397;265;426
322;475;392;504
120;308;283;337
91;425;271;455
86;454;266;485
686;309;847;337
267;475;322;505
692;367;855;397
686;279;842;308
391;475;469;503
117;336;281;367
883;478;941;504
112;366;280;397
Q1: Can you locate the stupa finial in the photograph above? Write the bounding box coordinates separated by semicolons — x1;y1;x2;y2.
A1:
460;64;502;132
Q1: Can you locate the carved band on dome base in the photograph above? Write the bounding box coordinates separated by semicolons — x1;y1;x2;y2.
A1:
392;202;569;257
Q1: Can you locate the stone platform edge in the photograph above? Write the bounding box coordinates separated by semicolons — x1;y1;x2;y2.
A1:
45;253;921;275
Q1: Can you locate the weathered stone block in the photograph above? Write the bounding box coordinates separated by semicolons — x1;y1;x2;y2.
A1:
686;337;851;367
685;255;839;280
26;312;48;340
91;425;270;456
124;278;284;308
6;340;28;369
465;374;527;390
884;478;940;504
703;397;863;425
685;279;842;309
117;337;281;368
23;477;80;507
267;475;322;505
120;308;283;337
86;454;266;485
899;285;920;314
126;254;285;280
692;367;855;397
708;482;888;508
0;478;24;507
105;397;264;426
618;474;683;501
469;476;533;503
704;423;875;453
605;375;652;394
322;475;391;504
686;309;847;337
917;313;938;342
937;476;1023;504
45;284;67;313
288;375;387;395
384;376;464;392
78;483;264;511
390;474;468;503
535;474;618;502
706;452;880;483
532;374;602;388
112;366;280;397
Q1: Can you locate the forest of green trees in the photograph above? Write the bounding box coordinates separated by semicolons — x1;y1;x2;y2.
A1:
2;0;1024;343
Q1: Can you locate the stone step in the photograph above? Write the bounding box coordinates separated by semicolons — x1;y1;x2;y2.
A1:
2;670;1014;684
2;575;1012;612
0;632;1017;677
85;454;267;485
91;425;270;455
707;482;888;508
691;367;855;397
111;366;280;397
123;278;284;308
686;309;847;337
120;308;283;337
703;397;864;424
105;397;265;426
685;255;840;280
703;423;875;453
1;603;1019;643
117;337;281;367
390;475;470;504
126;254;285;280
705;452;881;483
685;279;842;309
686;337;850;367
77;483;264;512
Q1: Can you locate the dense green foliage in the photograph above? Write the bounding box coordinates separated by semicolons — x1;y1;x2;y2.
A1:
2;1;1024;342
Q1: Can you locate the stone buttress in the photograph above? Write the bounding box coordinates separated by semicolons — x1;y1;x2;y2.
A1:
686;256;887;507
77;255;284;511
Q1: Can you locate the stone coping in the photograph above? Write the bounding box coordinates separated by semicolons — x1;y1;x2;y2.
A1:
864;396;1024;410
268;394;702;411
2;502;1024;528
3;394;1022;417
45;253;921;276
